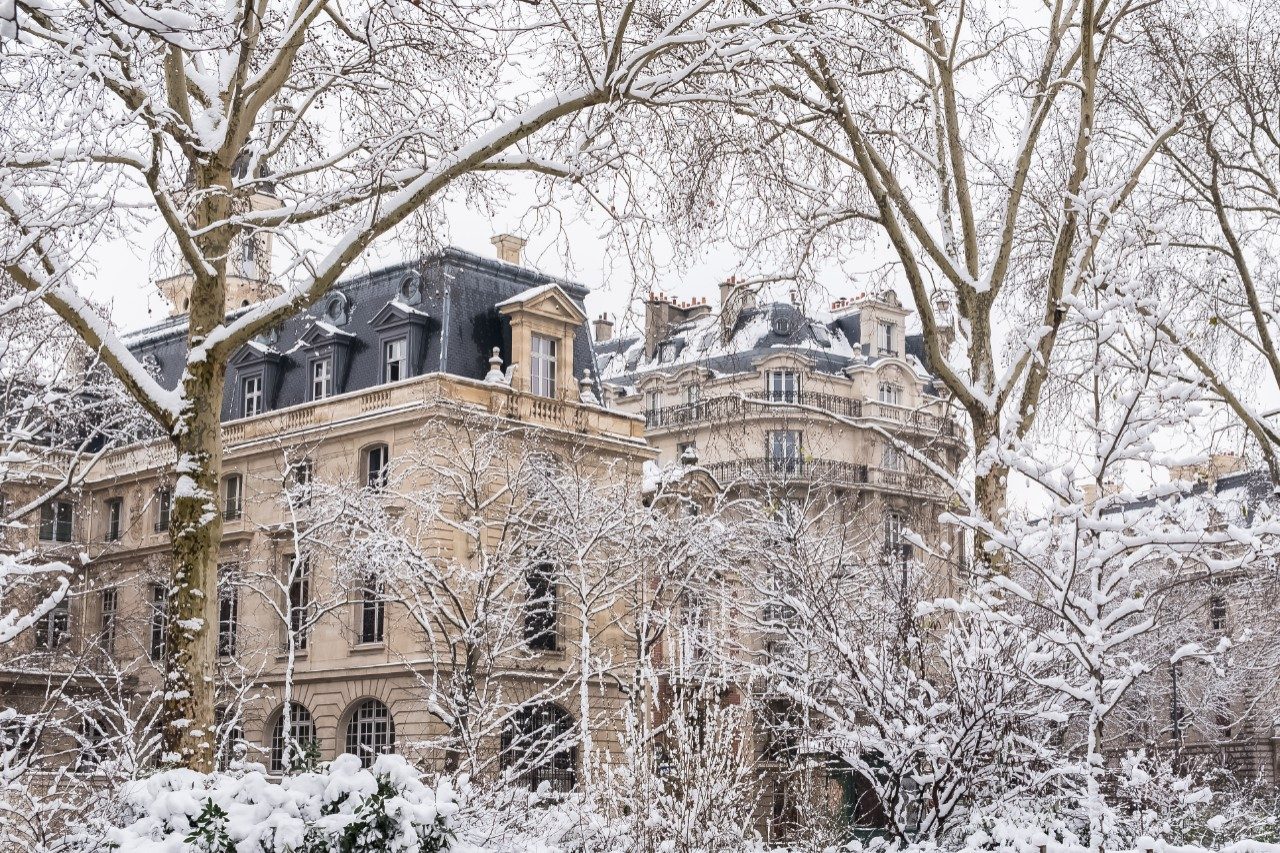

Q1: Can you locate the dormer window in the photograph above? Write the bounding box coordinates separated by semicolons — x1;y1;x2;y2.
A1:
242;374;264;417
531;334;558;398
879;382;903;406
766;370;799;403
878;321;897;356
659;341;677;363
383;338;407;383
311;357;333;400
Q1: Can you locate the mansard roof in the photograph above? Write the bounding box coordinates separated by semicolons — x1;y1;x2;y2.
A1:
124;247;598;421
594;300;938;393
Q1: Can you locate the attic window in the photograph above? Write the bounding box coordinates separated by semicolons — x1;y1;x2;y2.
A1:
659;341;677;363
878;321;897;355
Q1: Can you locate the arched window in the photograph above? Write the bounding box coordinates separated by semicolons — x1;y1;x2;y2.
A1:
270;703;315;773
500;703;577;793
344;699;394;768
363;444;389;490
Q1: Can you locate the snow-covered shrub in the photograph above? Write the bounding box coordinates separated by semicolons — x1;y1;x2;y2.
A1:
104;754;459;853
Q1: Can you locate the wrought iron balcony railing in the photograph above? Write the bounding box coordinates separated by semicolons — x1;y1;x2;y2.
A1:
643;392;956;437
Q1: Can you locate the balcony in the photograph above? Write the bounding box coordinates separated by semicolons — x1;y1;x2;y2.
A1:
705;457;947;496
643;392;956;437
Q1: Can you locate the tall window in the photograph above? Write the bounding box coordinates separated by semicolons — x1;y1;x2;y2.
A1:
1210;594;1228;631
32;597;69;650
39;501;73;543
287;556;311;650
311;357;333;400
344;699;395;768
223;474;243;521
218;574;238;658
767;430;802;473
884;512;908;566
149;584;168;661
686;384;701;407
766;370;799;403
242;374;264;417
500;703;577;793
287;459;313;506
878;382;903;406
531;334;558;398
646;391;661;418
879;320;896;354
78;717;107;771
525;563;558;652
270;704;316;773
155;488;172;532
99;588;117;653
383;338;407;383
882;444;905;471
105;498;122;542
364;444;389;490
358;575;385;644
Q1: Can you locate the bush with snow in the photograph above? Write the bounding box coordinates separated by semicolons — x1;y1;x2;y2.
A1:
104;754;459;853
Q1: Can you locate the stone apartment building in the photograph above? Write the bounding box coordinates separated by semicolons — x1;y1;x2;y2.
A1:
1;238;656;789
593;282;966;573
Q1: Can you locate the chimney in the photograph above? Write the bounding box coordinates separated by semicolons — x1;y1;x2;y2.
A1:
644;292;675;359
490;233;526;266
718;276;756;343
593;313;615;343
684;297;712;321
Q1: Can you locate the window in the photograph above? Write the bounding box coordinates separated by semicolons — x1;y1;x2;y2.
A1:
223;474;243;521
287;556;310;651
32;597;69;650
676;441;697;463
270;703;316;773
344;699;395;768
155;488;172;532
242;374;264;417
879;320;897;355
882;444;905;471
39;500;73;543
99;588;117;653
287;459;313;507
1210;594;1228;631
78;717;107;771
884;512;910;566
364;444;389;490
525;563;558;652
531;334;558;398
878;382;903;406
358;575;385;644
766;370;799;403
215;707;245;771
311;357;333;400
767;430;802;474
383;338;407;383
685;384;701;407
149;584;168;661
646;391;661;418
218;578;238;658
105;498;122;542
500;703;577;793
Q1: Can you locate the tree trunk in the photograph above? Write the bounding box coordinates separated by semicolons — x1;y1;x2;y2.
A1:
162;356;226;771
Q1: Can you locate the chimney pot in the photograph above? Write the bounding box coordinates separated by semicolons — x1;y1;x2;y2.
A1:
593;313;615;343
490;233;527;266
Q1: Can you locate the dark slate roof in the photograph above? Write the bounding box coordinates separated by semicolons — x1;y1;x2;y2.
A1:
1102;468;1274;516
125;248;598;420
595;301;937;393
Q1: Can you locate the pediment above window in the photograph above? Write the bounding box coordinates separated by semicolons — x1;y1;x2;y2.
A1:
496;282;588;325
299;320;357;349
368;299;429;330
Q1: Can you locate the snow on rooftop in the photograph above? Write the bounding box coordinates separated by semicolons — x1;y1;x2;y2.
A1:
494;281;563;308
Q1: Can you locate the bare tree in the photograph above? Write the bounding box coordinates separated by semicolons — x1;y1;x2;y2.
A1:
0;0;785;768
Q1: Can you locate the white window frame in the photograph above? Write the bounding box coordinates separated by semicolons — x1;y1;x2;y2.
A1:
879;381;903;406
768;430;802;472
531;334;558;398
879;321;896;354
242;374;264;417
311;356;333;400
766;370;799;403
383;338;407;383
223;474;243;520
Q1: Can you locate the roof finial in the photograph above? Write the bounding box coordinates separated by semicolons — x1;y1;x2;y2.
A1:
484;347;508;384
